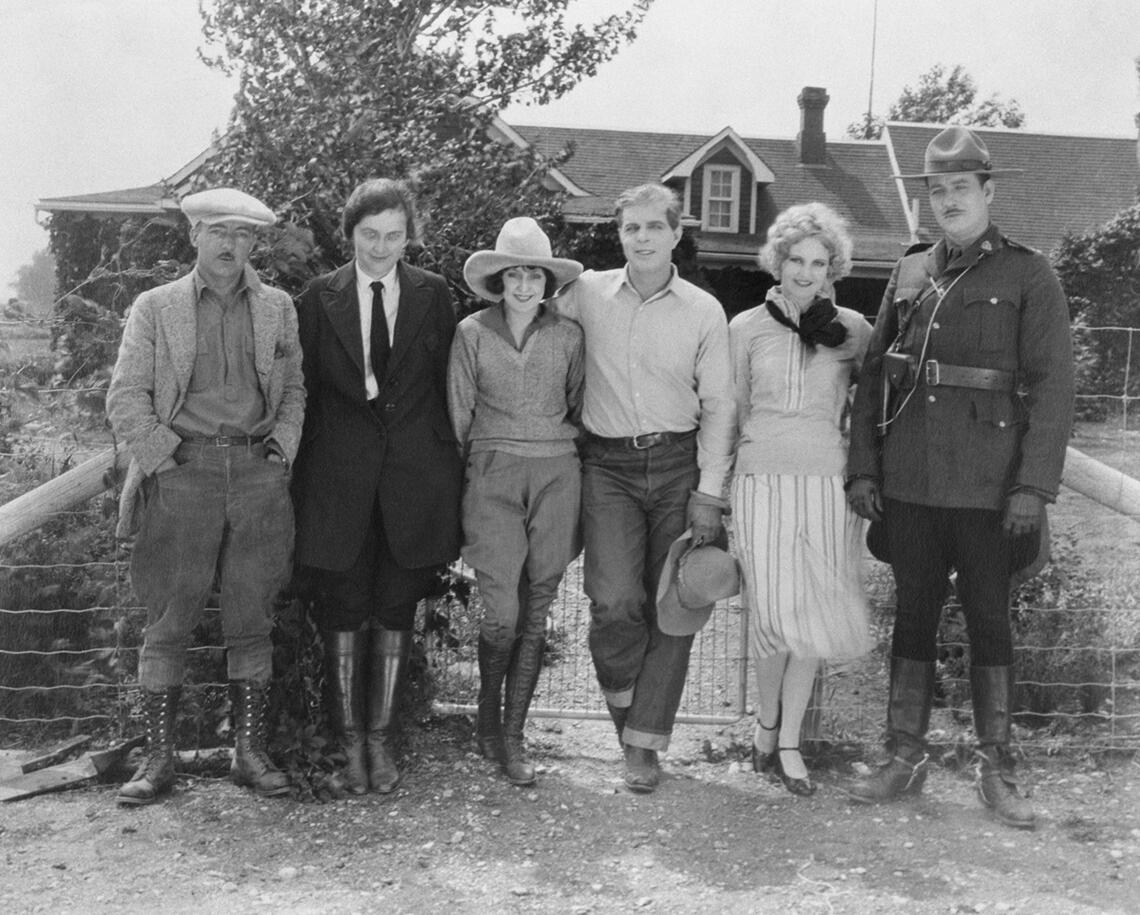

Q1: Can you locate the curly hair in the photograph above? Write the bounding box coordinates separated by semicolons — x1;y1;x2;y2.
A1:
758;202;853;282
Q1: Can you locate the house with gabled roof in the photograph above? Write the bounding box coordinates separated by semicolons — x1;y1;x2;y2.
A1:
36;86;1139;316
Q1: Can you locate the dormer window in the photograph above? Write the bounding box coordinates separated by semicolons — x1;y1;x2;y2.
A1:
703;164;740;233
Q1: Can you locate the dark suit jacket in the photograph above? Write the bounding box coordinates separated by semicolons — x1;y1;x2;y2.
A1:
292;259;462;571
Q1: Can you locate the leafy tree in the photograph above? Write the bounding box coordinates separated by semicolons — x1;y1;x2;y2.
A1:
848;64;1025;139
1053;199;1140;420
8;249;57;317
195;0;654;307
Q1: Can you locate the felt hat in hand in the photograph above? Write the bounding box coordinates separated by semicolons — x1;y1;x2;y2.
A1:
656;529;741;637
463;217;583;302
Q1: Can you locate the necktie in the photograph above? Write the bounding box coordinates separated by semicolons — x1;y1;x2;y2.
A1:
370;280;390;383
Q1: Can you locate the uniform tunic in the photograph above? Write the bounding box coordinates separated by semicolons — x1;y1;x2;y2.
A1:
848;224;1074;509
730;289;872;660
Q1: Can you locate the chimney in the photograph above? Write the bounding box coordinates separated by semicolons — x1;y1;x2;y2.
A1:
796;87;829;166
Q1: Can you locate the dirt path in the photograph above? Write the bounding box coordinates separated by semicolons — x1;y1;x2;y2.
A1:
2;716;1136;914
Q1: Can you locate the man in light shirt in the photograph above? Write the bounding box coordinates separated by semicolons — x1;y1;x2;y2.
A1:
556;183;734;793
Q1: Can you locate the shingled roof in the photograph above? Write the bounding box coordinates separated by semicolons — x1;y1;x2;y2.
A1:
886;121;1140;255
515;124;912;270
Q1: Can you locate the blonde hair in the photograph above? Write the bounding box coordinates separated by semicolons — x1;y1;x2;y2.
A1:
758;202;853;281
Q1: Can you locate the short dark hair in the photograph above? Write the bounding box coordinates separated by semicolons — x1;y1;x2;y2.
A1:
342;178;419;242
484;267;558;300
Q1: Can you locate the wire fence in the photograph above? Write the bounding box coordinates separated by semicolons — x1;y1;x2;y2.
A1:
1;319;1138;751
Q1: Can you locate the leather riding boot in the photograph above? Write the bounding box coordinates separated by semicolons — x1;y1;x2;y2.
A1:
476;635;513;763
229;680;290;797
848;657;934;804
117;687;180;806
502;633;545;786
972;665;1036;830
366;627;410;794
324;630;368;795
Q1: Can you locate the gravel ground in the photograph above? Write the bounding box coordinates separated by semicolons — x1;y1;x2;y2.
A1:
1;714;1137;914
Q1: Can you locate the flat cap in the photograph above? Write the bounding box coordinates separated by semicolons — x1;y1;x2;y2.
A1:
180;188;276;227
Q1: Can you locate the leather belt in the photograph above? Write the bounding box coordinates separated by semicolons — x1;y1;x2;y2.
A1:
586;429;697;450
181;434;267;447
922;360;1014;392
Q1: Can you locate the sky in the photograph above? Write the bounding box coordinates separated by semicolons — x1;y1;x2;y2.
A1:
3;0;1138;296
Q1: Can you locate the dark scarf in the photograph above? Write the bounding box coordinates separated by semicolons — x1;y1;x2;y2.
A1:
766;295;848;349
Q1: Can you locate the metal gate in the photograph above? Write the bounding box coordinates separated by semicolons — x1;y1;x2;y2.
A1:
428;557;750;725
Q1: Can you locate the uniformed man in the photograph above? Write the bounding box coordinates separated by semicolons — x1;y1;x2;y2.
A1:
845;126;1075;829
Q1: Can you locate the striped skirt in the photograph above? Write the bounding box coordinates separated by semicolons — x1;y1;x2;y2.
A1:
731;473;872;661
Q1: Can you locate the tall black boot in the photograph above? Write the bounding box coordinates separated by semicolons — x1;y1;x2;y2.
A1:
324;629;368;795
117;687;180;806
972;665;1036;830
367;627;410;794
230;679;290;797
848;657;934;804
476;635;513;763
502;631;544;787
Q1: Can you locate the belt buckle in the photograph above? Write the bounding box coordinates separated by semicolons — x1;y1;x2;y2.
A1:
924;360;941;386
631;433;657;450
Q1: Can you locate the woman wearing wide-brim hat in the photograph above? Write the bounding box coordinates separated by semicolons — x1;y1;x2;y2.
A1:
447;217;584;786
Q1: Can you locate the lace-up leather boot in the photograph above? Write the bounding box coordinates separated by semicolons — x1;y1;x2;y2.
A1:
117;687;180;806
230;679;290;797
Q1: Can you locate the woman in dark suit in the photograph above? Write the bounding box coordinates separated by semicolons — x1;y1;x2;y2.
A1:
292;178;462;795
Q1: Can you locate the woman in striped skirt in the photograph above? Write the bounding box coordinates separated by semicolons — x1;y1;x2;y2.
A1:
729;202;873;796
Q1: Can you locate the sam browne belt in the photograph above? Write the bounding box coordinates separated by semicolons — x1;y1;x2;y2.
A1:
921;359;1014;392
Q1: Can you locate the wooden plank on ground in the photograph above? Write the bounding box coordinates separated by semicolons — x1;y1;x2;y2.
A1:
18;735;91;774
0;736;145;802
0;755;101;801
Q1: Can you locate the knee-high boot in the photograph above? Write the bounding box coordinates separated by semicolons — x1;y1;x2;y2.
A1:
324;630;368;795
502;628;544;787
367;627;410;794
848;657;934;804
230;679;291;797
117;687;180;806
972;665;1036;830
476;635;513;762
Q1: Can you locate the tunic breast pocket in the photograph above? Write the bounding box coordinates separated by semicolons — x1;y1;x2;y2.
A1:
963;285;1018;354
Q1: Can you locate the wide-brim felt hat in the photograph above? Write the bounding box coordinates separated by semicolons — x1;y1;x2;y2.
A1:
894;125;1024;180
180;188;277;227
464;217;583;302
656;529;741;637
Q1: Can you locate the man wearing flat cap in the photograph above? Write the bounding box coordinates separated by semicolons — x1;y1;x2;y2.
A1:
846;126;1074;829
107;187;305;805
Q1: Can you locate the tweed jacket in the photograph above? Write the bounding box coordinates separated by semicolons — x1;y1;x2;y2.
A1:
107;265;305;536
291;259;462;572
847;224;1074;511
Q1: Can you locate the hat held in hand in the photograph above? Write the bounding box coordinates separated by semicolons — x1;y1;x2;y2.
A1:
656;529;741;637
